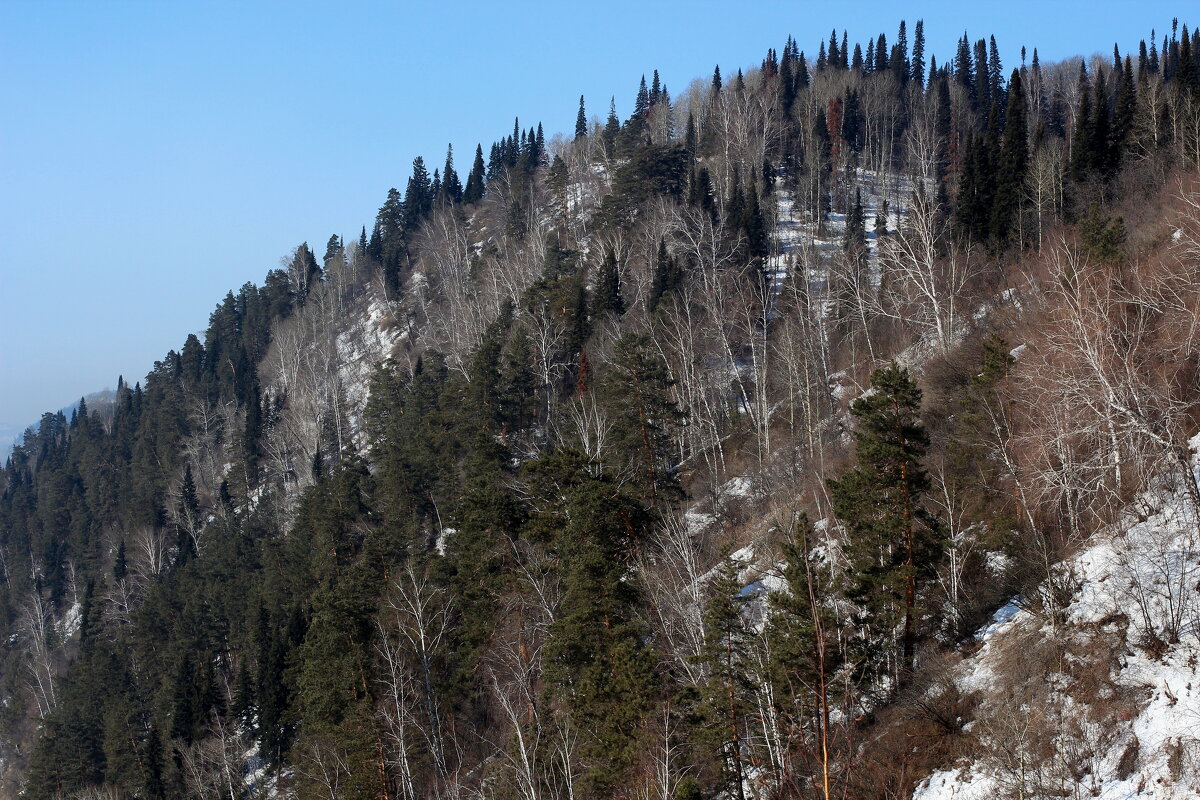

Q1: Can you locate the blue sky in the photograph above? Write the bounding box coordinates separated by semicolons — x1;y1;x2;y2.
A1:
0;0;1186;430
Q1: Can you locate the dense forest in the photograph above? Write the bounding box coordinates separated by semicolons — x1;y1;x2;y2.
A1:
3;16;1200;800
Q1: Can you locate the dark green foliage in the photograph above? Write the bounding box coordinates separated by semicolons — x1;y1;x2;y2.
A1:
592;249;625;317
696;561;755;799
403;156;434;230
440;144;463;205
599;143;690;227
843;187;867;261
990;69;1029;247
829;364;941;678
599;333;684;503
648;238;682;313
1078;202;1128;264
575;94;588;139
530;451;657;796
463;144;487;204
7;19;1200;800
741;185;770;260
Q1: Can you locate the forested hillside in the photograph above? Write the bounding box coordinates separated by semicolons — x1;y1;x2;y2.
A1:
3;17;1200;800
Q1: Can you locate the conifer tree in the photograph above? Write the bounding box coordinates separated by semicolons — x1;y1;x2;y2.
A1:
575;94;587;139
829;364;940;678
954;34;974;95
1090;70;1114;176
1070;63;1094;181
533;451;655;796
767;514;845;799
648;238;680;313
592;249;625;317
600;333;684;502
842;187;867;263
741;186;770;261
440;144;462;204
403;156;433;229
697;561;754;800
911;20;926;86
990;68;1028;246
463;144;486;204
604;96;621;154
1114;55;1136;159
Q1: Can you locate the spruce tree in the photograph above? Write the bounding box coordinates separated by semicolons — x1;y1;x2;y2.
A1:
463;144;486;204
648;238;680;313
990;68;1028;247
440;144;462;204
575;94;587;139
592;249;625;317
1113;55;1137;159
1070;62;1094;181
403;155;433;229
911;19;926;86
842;187;867;263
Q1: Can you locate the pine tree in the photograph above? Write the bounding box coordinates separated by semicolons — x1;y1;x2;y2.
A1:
600;333;684;502
828;364;940;678
534;451;655;796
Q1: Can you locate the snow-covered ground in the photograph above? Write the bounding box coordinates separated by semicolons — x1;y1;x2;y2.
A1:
914;447;1200;800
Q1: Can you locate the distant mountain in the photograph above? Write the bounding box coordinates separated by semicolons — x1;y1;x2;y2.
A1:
0;389;115;454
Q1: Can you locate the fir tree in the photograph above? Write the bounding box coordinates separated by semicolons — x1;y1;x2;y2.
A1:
1070;63;1094;181
575;94;587;139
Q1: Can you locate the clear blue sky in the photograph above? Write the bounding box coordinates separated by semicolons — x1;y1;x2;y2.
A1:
0;0;1185;429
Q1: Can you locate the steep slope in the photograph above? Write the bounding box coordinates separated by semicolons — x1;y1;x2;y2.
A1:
2;18;1200;800
915;443;1200;800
